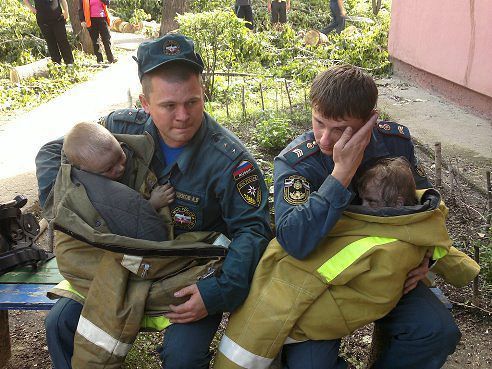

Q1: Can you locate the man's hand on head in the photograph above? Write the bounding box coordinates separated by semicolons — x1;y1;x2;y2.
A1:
165;284;208;324
403;250;432;294
331;112;378;187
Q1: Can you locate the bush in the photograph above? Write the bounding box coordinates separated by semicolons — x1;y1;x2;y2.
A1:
254;113;295;151
177;10;256;99
0;0;45;77
111;0;161;21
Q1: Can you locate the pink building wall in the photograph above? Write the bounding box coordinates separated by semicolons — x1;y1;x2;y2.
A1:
388;0;492;115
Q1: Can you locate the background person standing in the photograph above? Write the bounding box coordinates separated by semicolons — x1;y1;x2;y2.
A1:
79;0;115;63
267;0;290;25
234;0;254;30
23;0;74;65
322;0;346;35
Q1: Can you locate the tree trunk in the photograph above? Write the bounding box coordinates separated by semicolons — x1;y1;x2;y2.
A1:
66;0;93;54
160;0;190;36
10;58;50;83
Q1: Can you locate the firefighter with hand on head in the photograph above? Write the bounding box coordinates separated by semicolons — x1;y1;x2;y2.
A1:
272;65;461;368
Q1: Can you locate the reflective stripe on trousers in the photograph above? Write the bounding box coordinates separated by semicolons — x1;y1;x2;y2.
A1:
76;315;132;357
219;335;306;369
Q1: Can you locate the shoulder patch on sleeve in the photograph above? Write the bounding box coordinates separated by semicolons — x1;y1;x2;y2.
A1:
377;121;411;140
111;108;149;125
283;139;319;165
283;175;311;205
212;133;243;161
233;160;262;207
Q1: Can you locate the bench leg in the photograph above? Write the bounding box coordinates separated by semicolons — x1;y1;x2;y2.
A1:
0;310;11;368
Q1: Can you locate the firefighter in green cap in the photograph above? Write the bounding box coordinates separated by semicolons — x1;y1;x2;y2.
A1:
36;33;272;369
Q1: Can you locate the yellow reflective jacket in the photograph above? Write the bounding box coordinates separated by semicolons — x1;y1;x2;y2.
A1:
215;190;479;369
46;134;226;369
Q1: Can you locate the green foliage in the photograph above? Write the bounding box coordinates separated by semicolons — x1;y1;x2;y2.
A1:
0;0;45;74
177;10;254;99
191;0;228;13
0;50;102;113
327;13;391;74
254;113;295;151
480;239;492;284
129;8;152;24
111;0;161;21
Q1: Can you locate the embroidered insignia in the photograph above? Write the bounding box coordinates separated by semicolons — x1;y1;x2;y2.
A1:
306;140;317;149
284;139;320;165
233;160;255;181
163;40;180;55
379;123;391;131
172;206;196;229
293;148;304;158
283;175;311;205
415;163;426;177
236;174;262;207
176;191;200;204
398;125;405;135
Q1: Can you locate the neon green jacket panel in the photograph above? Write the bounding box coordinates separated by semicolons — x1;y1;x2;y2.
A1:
215;190;476;368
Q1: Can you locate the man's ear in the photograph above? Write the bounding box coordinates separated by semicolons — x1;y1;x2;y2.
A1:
139;94;150;114
395;196;405;207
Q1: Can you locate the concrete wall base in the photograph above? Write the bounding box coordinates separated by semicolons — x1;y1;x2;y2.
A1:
391;58;492;121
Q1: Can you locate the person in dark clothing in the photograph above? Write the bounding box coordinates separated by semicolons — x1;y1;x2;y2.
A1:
23;0;74;64
234;0;254;30
268;0;290;25
322;0;346;35
79;0;115;63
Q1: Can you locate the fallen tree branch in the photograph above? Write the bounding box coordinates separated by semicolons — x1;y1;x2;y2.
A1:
449;299;492;315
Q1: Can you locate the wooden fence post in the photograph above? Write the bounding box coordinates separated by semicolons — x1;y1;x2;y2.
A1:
259;82;265;111
475;171;492;297
225;75;230;118
241;83;246;118
275;87;279;112
434;142;442;187
284;79;293;115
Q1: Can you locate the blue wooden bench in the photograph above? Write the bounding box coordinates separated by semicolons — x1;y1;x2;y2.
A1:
0;258;62;310
0;258;62;366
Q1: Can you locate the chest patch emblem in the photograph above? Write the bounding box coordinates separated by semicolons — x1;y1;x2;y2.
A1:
283;175;311;205
236;174;262;207
172;206;197;229
233;160;255;181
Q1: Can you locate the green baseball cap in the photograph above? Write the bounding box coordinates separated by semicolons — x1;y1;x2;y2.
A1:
134;34;204;80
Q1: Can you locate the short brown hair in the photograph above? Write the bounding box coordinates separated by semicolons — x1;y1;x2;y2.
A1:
141;62;202;97
358;157;417;206
310;65;378;121
63;122;119;170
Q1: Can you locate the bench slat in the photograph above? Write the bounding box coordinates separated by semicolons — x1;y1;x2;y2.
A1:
0;284;56;310
0;258;63;284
